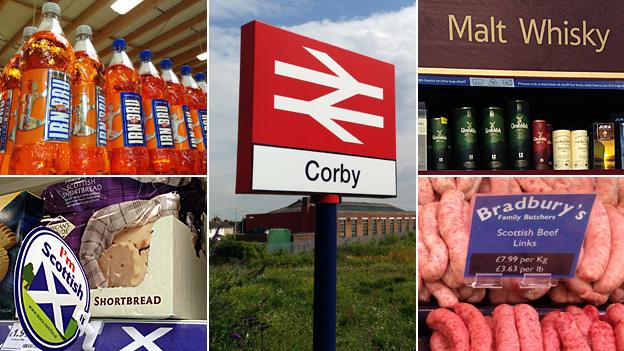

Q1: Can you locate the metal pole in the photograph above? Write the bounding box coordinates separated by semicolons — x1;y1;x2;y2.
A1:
312;194;340;351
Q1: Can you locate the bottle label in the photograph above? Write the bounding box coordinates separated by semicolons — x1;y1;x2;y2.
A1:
144;98;174;149
191;109;205;151
105;92;145;148
169;104;190;150
71;84;107;147
5;88;19;152
0;92;9;153
182;105;197;149
198;108;207;144
17;69;72;143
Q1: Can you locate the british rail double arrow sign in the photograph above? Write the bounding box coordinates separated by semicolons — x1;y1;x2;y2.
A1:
236;20;397;197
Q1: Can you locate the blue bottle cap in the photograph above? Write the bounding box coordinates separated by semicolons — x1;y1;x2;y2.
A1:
160;58;172;70
112;38;126;50
139;50;152;61
194;72;206;81
180;65;192;76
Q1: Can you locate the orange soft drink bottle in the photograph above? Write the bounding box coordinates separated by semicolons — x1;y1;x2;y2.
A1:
193;71;208;153
180;65;206;174
12;2;74;174
139;50;179;174
104;38;150;174
160;59;198;174
70;25;109;174
0;26;37;174
194;72;207;93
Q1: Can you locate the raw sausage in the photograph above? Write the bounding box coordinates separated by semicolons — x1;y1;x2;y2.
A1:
589;321;616;351
490;178;512;194
430;331;451;351
492;304;520;351
541;312;561;351
484;316;496;351
594;205;624;293
515;178;554;193
457;177;482;200
606;303;624;326
554;312;591;351
419;178;435;205
514;304;543;351
583;305;600;322
418;202;448;281
615;322;624;351
577;200;611;282
438;190;469;288
565;306;592;341
426;308;470;351
465;288;486;303
478;178;491;194
596;178;619;206
454;303;492;351
431;177;456;195
425;280;459;308
565;277;609;305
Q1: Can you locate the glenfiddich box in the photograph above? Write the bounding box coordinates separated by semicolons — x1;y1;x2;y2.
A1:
591;123;615;170
418;102;427;171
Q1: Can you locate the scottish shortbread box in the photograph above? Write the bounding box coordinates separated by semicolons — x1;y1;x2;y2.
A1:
0;191;44;319
81;212;207;319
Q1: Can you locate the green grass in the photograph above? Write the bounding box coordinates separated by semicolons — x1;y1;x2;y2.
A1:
209;233;416;350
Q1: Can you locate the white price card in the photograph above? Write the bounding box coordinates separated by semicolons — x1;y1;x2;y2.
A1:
0;324;38;351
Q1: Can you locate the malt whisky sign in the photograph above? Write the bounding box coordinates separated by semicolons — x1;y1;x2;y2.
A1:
419;0;624;78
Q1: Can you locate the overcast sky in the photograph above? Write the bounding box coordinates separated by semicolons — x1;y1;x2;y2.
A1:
209;0;416;220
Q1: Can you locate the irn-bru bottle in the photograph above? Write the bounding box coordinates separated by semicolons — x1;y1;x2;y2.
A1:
12;2;74;174
160;59;198;174
180;65;206;174
193;72;208;147
194;72;207;93
139;50;178;174
0;26;37;174
104;38;150;174
70;25;109;174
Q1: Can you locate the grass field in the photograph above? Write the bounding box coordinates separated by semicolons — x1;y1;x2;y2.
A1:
209;233;416;350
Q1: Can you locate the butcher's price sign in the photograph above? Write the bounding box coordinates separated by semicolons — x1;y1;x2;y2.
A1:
465;193;595;278
236;21;396;197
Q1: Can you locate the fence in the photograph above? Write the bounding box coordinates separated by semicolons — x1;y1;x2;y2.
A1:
265;230;412;254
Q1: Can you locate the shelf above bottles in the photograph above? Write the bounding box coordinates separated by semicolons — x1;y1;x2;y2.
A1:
418;74;624;91
419;170;624;176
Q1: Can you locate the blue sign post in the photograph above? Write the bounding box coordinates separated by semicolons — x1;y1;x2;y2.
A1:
465;194;595;283
312;194;340;351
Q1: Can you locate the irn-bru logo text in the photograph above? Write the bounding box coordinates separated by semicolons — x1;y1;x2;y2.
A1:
183;105;197;149
153;100;174;148
0;96;8;152
41;241;84;301
96;89;106;146
198;109;207;144
120;92;145;147
45;74;71;141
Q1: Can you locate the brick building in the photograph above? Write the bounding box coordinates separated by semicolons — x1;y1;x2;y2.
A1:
243;197;416;238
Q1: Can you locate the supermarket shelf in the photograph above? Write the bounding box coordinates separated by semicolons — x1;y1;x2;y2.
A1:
0;319;207;351
418;74;624;91
419;170;624;176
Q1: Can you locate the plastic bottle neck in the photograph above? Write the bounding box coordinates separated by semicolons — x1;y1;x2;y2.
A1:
181;74;199;89
74;35;99;61
139;60;160;76
161;68;180;84
108;49;134;69
39;12;64;35
197;81;207;93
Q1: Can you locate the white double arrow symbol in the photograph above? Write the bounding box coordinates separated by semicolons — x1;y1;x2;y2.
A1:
274;47;384;144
